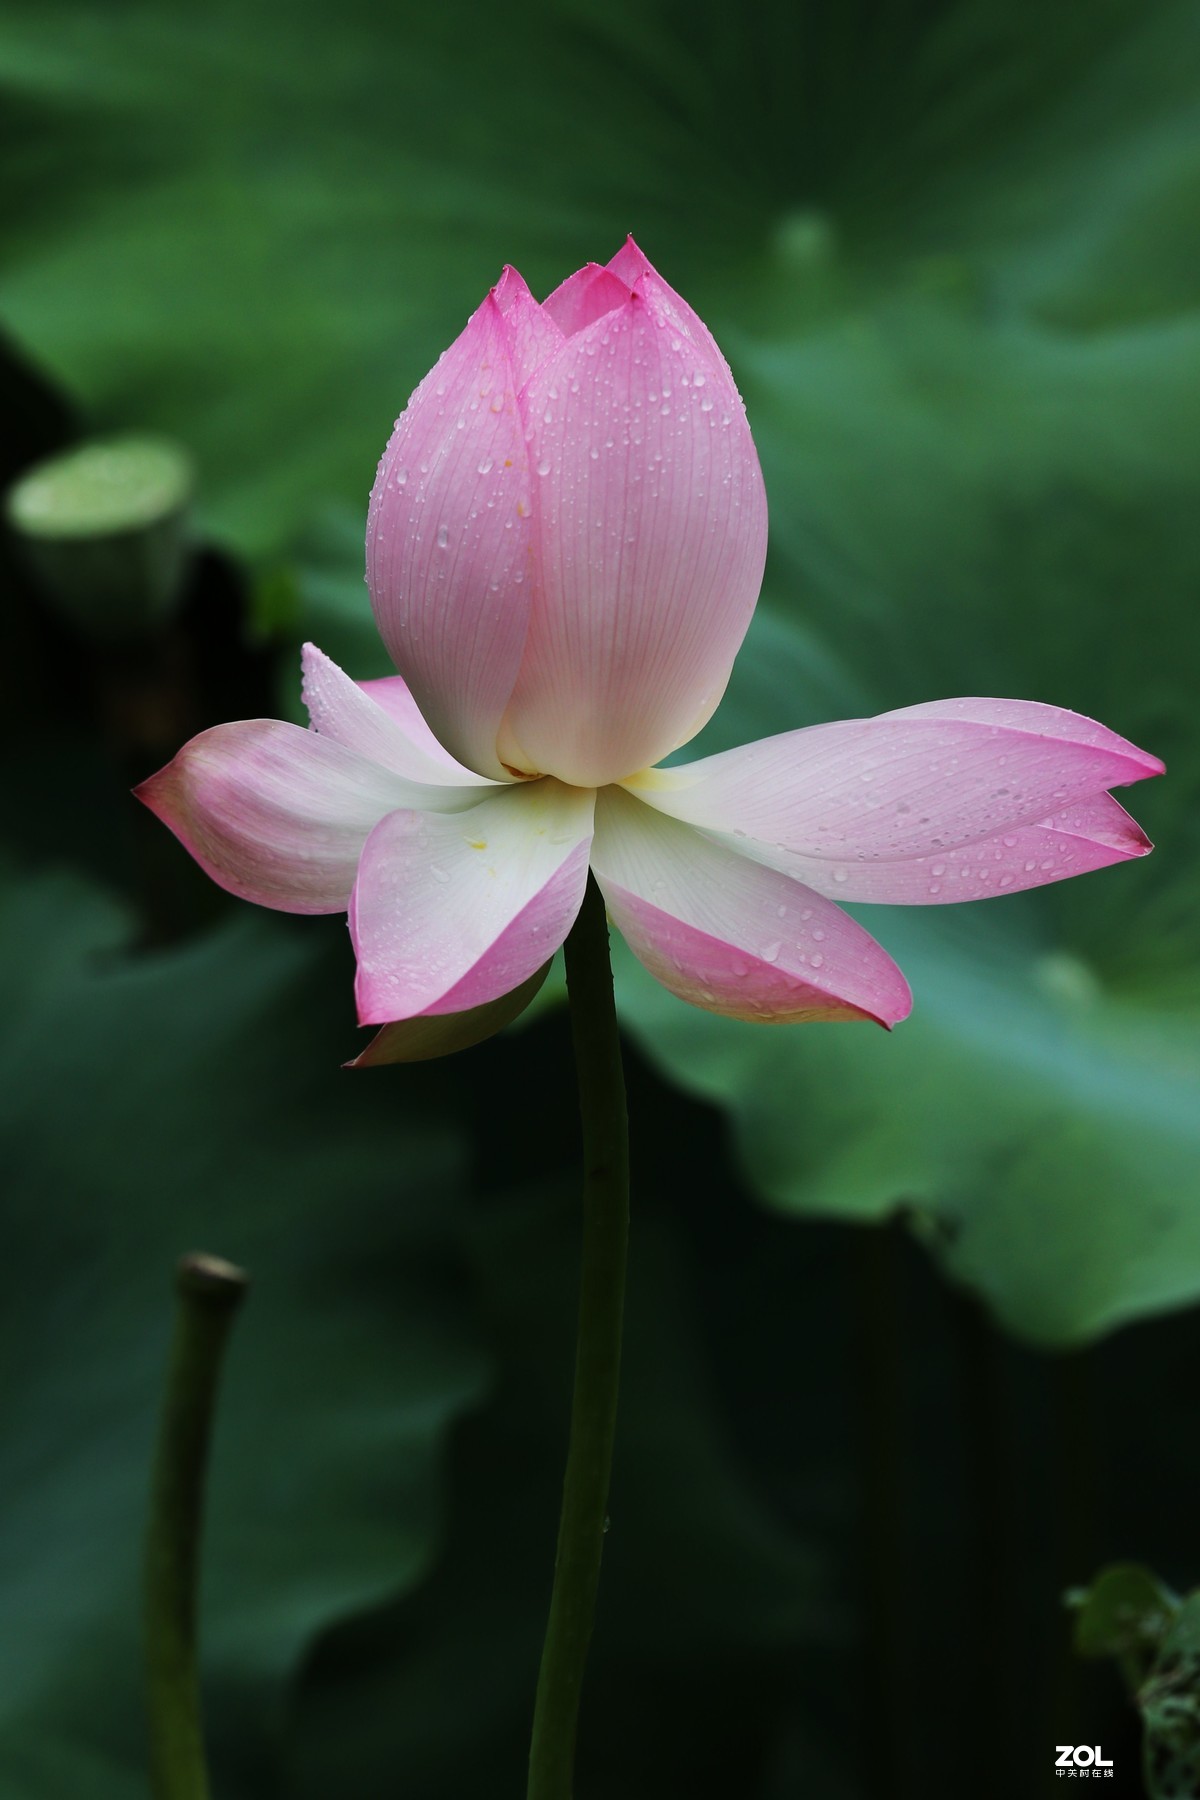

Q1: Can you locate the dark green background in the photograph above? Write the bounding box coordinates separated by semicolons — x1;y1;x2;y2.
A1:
2;1;1197;1794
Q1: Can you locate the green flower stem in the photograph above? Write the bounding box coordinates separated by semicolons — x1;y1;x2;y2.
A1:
528;873;631;1800
144;1253;248;1800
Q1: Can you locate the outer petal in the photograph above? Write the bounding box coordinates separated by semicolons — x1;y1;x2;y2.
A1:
135;722;427;914
350;779;594;1024
347;962;551;1066
732;794;1154;903
366;289;536;778
301;643;493;787
498;279;768;787
591;786;911;1027
631;702;1162;863
493;264;564;390
607;237;733;380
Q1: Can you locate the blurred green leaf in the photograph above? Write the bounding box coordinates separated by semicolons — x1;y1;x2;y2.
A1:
612;883;1200;1347
0;868;488;1796
1072;1563;1179;1683
290;1194;828;1800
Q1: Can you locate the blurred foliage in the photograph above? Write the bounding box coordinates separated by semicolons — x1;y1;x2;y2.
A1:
2;0;1199;1794
1073;1565;1200;1798
1073;1563;1180;1686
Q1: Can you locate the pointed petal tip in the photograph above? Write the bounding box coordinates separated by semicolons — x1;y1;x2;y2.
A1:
490;266;528;311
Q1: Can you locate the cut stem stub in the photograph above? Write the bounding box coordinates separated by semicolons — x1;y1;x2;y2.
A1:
144;1252;247;1800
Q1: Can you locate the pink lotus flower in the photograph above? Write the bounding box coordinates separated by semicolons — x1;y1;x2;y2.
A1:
137;240;1163;1064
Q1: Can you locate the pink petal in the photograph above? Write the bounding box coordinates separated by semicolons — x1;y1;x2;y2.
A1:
350;779;593;1024
635;701;1162;863
606;237;652;286
737;794;1154;903
541;263;632;336
366;289;535;779
497;280;768;788
301;643;495;787
883;696;1166;760
606;237;732;377
135;722;423;914
347;962;551;1066
591;787;911;1027
493;264;564;389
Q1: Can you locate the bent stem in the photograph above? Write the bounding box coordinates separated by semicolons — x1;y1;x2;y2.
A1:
528;873;631;1800
144;1253;248;1800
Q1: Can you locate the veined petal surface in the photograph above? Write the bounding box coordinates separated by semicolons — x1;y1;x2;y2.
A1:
135;722;439;914
607;237;735;380
731;794;1154;903
493;264;564;390
541;262;631;336
591;786;911;1027
632;701;1162;863
301;643;496;787
347;963;551;1066
498;278;768;788
350;779;594;1024
366;290;535;778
